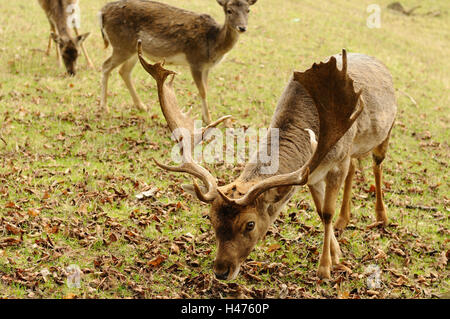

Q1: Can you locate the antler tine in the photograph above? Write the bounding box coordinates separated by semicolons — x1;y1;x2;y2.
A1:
137;40;175;85
153;157;218;202
341;49;348;76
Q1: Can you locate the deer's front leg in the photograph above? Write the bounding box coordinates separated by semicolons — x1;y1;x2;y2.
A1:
73;27;95;70
46;33;53;56
309;181;341;273
46;22;56;56
315;160;348;279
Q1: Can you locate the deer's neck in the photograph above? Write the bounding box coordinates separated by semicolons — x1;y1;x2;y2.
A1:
56;24;71;40
50;2;72;39
238;80;320;218
213;20;240;57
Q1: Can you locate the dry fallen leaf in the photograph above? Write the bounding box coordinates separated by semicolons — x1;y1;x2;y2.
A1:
135;187;158;200
5;202;19;209
436;251;447;269
391;247;406;257
367;290;380;296
337;289;350;299
334;264;352;274
267;243;281;253
171;243;180;255
148;255;167;268
374;249;387;260
5;223;22;235
28;208;40;217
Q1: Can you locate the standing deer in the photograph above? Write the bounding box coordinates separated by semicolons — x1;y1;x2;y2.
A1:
99;0;258;123
138;49;397;280
38;0;94;75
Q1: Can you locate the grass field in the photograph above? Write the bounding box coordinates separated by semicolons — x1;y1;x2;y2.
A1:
0;0;449;299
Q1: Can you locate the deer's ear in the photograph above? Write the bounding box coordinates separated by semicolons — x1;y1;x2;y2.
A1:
216;0;229;7
247;0;258;5
182;184;208;198
76;32;90;45
51;33;62;45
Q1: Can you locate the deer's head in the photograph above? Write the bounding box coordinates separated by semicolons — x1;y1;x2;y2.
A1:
51;33;90;76
217;0;258;33
137;47;364;280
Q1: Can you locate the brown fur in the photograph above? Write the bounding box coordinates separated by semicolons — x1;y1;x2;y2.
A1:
99;0;258;122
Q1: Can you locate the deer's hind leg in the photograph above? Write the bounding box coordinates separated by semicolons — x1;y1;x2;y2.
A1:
101;51;131;113
335;158;356;231
119;55;147;112
372;132;392;226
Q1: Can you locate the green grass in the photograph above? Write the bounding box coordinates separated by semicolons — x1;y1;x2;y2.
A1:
0;0;449;299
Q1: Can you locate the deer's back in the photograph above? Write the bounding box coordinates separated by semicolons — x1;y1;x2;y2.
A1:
244;53;397;183
101;0;221;59
38;0;76;19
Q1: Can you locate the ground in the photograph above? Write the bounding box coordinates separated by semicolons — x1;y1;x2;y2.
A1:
0;0;448;299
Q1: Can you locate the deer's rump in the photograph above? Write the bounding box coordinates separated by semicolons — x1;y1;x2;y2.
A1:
338;53;397;158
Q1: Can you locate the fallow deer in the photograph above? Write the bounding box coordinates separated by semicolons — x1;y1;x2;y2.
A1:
99;0;258;123
138;49;397;280
38;0;94;75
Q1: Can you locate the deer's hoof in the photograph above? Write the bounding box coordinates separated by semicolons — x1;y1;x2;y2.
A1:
331;252;341;266
136;103;148;112
334;217;349;231
317;265;331;280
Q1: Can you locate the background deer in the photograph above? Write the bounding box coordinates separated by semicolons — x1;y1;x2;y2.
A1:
138;49;397;280
38;0;94;75
99;0;258;123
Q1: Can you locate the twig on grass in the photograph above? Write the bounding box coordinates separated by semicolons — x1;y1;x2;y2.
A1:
398;90;418;106
0;135;7;146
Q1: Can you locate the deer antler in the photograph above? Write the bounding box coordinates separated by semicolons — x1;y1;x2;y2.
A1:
293;49;364;172
221;49;364;206
137;40;230;202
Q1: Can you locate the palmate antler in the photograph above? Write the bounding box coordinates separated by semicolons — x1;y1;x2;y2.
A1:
137;40;230;201
219;49;365;206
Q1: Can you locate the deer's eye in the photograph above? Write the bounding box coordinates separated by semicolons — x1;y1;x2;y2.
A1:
227;9;233;14
246;221;255;231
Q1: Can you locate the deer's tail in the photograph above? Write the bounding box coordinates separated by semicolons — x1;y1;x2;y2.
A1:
98;11;109;49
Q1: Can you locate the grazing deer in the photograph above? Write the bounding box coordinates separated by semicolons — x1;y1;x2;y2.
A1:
99;0;258;123
138;49;397;280
38;0;94;75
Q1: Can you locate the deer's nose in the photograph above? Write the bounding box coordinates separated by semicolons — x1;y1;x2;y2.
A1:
238;26;247;33
215;268;230;280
